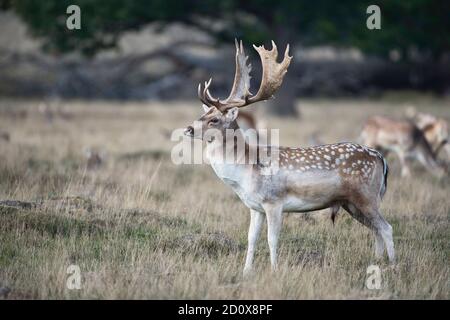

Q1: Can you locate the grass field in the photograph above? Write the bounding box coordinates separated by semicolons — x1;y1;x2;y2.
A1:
0;97;449;299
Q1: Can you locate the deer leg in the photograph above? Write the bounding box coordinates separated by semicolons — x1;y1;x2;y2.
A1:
243;209;265;276
415;147;445;177
396;150;411;177
374;230;385;259
263;203;283;271
415;150;435;173
343;203;394;263
373;214;395;264
360;206;395;264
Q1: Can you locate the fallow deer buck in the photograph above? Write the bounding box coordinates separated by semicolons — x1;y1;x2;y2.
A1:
360;116;446;177
184;40;395;274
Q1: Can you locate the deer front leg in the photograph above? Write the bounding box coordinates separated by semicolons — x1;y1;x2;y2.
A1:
243;209;264;276
396;150;411;177
263;203;284;271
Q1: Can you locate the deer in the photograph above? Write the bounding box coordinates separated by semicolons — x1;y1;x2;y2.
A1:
406;111;450;160
359;115;446;177
84;148;105;170
184;40;395;275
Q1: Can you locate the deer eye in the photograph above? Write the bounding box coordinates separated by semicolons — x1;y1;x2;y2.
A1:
209;118;219;125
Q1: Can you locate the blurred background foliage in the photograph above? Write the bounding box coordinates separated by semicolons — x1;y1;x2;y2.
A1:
0;0;449;116
3;0;449;59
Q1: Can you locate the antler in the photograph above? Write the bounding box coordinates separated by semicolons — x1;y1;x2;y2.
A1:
198;40;292;111
247;41;292;105
225;39;253;104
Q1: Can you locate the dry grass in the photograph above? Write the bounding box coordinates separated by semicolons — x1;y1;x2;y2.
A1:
0;97;449;299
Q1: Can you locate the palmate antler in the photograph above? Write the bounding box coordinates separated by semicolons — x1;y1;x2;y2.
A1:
198;40;292;111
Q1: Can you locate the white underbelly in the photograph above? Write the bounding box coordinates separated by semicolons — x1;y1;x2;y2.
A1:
282;196;329;212
211;163;340;214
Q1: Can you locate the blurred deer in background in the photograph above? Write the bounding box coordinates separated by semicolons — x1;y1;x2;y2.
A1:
84;148;105;170
406;108;450;160
0;131;10;142
38;100;73;123
184;40;394;275
232;110;268;144
360;115;446;177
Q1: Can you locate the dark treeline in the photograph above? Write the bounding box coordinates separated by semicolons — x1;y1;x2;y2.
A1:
4;0;449;59
1;0;449;115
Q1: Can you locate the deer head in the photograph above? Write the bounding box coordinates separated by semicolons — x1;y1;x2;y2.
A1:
184;40;292;141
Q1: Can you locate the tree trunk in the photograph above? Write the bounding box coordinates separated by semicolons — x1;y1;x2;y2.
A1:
266;70;299;117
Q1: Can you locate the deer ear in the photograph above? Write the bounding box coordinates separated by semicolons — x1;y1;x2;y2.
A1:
202;104;211;113
225;107;239;122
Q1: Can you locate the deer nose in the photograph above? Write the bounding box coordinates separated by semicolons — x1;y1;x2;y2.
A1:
184;126;194;137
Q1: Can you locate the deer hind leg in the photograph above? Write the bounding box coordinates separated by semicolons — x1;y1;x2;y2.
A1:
374;230;385;259
375;214;395;264
367;207;395;263
243;209;265;276
343;203;395;264
414;145;445;177
343;203;383;259
262;203;284;271
395;150;411;177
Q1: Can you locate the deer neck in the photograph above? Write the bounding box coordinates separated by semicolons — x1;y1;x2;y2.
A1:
205;121;255;185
